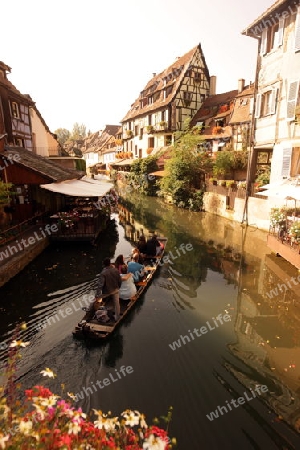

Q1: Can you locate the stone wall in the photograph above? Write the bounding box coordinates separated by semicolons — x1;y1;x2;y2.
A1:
0;238;49;288
203;192;287;232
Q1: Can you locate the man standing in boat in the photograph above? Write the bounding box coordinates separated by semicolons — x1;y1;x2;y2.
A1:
95;257;122;322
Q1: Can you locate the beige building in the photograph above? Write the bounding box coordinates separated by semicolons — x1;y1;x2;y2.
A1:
243;0;300;184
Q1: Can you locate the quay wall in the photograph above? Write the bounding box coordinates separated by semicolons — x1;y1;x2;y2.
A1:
203;192;288;232
0;238;49;288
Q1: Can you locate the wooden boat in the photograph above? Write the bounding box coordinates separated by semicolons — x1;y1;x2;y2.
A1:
72;236;167;341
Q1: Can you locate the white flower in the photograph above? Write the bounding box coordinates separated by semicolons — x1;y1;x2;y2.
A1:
9;340;30;348
68;421;81;435
0;434;9;449
40;368;56;378
19;420;33;435
143;434;167;450
40;395;59;407
93;410;119;431
121;409;140;427
67;392;77;401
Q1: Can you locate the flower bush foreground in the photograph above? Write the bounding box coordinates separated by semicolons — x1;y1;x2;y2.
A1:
0;324;175;449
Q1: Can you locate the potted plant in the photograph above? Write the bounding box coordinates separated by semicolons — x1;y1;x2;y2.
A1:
270;207;287;229
145;125;154;134
159;121;167;128
288;220;300;243
126;130;133;138
146;147;154;155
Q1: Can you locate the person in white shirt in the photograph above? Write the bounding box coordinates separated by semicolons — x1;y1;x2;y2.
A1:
119;265;137;300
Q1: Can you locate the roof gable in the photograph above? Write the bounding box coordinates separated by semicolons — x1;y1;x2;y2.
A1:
121;43;210;122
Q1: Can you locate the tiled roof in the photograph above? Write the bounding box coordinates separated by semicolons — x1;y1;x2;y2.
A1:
81;125;119;155
121;43;209;122
242;0;287;37
2;147;80;182
229;85;254;124
191;90;238;125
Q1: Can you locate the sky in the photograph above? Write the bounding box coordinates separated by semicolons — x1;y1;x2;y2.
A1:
2;0;273;134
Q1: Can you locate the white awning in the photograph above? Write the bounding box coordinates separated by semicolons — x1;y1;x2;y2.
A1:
40;177;114;197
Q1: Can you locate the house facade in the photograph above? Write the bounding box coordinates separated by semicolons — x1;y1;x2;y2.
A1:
81;125;120;172
243;0;300;185
0;61;34;151
121;44;211;159
30;104;60;157
190;85;238;155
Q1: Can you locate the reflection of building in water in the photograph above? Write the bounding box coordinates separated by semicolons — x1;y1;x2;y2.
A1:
227;252;300;432
118;203;155;242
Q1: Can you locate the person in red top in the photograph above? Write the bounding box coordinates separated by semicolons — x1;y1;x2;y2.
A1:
95;257;122;321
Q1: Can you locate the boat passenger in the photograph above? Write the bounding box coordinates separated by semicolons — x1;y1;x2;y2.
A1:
131;247;144;264
114;254;127;273
146;234;163;256
137;235;147;257
119;265;137;300
95;257;122;322
127;253;145;282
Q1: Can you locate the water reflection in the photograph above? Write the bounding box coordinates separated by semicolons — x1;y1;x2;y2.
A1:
120;193;300;437
1;192;300;446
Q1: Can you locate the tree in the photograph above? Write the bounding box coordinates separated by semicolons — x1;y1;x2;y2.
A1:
70;123;87;140
158;119;212;210
54;128;70;147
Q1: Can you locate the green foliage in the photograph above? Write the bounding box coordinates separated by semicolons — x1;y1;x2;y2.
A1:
54;128;70;146
255;167;270;186
0;181;13;206
158;119;209;210
129;155;159;195
213;150;248;177
75;158;86;172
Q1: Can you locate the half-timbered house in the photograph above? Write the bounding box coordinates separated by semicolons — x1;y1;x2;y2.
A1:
0;61;34;151
190;86;238;156
121;43;211;159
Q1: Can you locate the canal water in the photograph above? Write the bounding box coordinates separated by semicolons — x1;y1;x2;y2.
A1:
1;194;300;449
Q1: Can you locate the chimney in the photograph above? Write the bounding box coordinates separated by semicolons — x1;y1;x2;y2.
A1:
209;75;217;96
152;73;156;77
238;78;245;93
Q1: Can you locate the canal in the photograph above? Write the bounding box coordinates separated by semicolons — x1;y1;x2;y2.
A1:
1;194;300;449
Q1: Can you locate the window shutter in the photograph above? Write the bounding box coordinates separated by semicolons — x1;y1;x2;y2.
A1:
287;81;299;120
295;6;300;51
277;18;285;47
249;97;254;115
270;88;278;114
254;94;262;118
260;29;267;55
281;147;292;177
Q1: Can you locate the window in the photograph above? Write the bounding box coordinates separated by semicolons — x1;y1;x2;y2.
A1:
183;91;193;106
11;102;20;119
148;137;154;148
282;147;292;177
254;88;277;118
14;138;24;147
261;18;284;55
194;72;201;83
287;80;299;120
295;6;300;51
134;125;139;136
148;115;152;126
